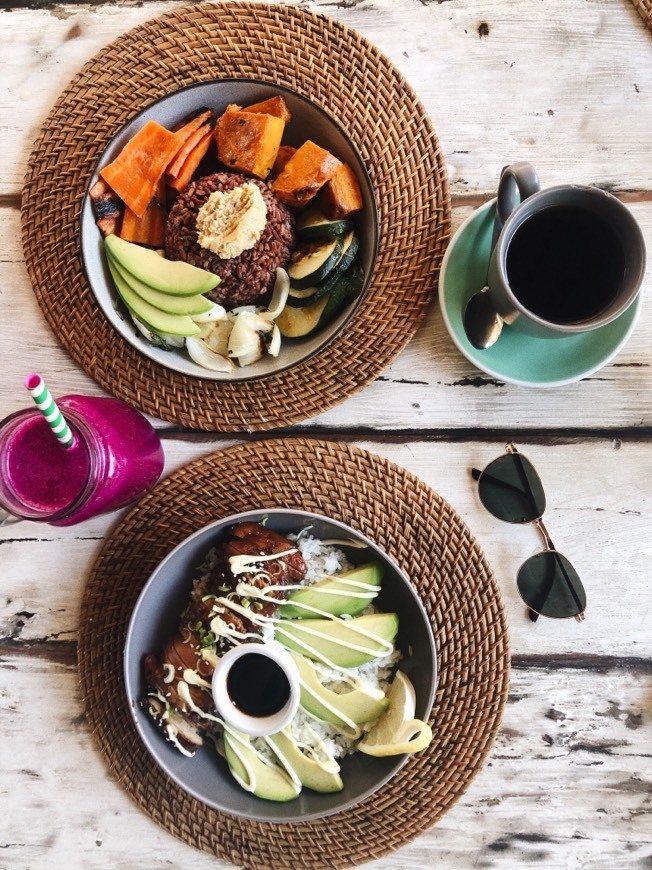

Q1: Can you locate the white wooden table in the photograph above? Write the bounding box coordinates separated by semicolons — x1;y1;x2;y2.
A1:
1;1;651;867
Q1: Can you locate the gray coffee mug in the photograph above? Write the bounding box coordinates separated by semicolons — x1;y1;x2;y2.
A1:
486;162;646;339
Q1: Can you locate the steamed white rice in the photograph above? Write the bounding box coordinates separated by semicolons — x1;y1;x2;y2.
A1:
289;531;353;582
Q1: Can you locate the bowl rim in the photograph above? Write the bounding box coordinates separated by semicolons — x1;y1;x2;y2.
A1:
79;77;379;383
123;507;437;822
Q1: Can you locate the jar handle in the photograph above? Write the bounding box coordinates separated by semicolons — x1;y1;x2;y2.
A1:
0;508;23;527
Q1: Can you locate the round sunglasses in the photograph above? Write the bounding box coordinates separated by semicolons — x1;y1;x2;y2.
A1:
472;443;586;622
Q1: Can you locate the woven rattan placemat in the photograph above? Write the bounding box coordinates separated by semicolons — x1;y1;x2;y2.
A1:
78;438;509;869
21;2;449;432
631;0;652;28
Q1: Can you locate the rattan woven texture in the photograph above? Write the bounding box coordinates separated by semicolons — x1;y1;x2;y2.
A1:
21;2;450;432
631;0;652;27
78;438;509;869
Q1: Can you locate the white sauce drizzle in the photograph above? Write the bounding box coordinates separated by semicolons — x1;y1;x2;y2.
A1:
177;681;222;724
222;723;301;796
205;573;391;675
147;692;196;757
229;549;298;576
166;727;196;757
291;724;341;771
200;649;220;669
260;739;303;789
297;678;358;730
274;621;393;657
182;668;212;690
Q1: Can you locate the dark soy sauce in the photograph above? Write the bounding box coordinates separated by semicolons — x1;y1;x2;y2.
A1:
506;205;626;324
227;653;291;718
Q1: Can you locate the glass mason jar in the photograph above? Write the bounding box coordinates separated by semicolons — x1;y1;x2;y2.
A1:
0;395;164;526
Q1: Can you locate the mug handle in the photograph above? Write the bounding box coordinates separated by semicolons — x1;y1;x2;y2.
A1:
491;161;541;247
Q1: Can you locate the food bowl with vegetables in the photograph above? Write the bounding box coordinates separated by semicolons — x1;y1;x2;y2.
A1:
80;80;378;381
124;509;437;823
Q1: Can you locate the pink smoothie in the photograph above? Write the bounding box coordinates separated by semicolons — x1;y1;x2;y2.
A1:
5;414;90;514
0;395;164;525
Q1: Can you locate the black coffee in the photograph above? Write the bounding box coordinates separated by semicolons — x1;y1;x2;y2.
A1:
506;205;625;324
226;653;290;718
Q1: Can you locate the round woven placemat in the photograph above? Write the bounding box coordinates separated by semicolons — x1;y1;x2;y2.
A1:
631;0;652;28
78;438;509;869
21;1;449;432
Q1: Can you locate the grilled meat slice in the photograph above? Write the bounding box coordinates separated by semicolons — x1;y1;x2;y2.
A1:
144;650;213;715
143;694;205;756
182;592;250;650
227;522;307;584
163;630;214;679
225;523;307;617
194;522;308;625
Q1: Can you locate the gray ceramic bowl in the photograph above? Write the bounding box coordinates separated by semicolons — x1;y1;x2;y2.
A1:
124;509;437;823
80;79;378;381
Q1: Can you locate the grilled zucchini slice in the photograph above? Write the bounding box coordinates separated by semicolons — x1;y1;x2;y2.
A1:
288;237;343;289
287;232;359;309
276;294;330;338
296;209;353;239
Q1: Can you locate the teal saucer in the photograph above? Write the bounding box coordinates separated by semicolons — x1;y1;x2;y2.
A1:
439;200;643;387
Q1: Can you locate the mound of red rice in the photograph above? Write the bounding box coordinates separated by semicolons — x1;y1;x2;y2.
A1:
165;172;296;309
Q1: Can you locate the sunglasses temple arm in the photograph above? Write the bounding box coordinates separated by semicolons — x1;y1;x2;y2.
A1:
534;518;585;621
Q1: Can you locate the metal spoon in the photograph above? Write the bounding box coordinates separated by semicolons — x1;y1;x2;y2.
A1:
462;162;541;351
463;287;503;349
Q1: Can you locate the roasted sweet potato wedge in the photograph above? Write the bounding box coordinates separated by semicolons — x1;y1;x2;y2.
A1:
272;141;342;208
100;120;180;218
215;104;286;179
119;177;166;247
166;126;214;192
245;95;292;123
319;162;364;219
270;145;297;179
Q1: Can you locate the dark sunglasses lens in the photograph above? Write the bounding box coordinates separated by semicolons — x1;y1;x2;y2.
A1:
478;453;545;523
517;551;586;619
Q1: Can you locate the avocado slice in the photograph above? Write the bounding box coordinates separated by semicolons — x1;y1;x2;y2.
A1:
278;562;383;619
107;255;214;315
266;729;344;793
105;234;220;296
223;729;301;802
275;613;398;668
291;653;388;726
106;255;201;337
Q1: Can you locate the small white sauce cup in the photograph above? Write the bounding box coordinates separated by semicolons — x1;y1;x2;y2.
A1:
211;643;301;737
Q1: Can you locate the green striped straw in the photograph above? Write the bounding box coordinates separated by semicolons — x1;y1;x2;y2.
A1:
24;374;75;449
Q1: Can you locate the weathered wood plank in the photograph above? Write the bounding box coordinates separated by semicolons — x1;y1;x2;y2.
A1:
0;655;648;868
1;200;651;430
2;439;650;660
0;0;650;195
1;0;649;430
